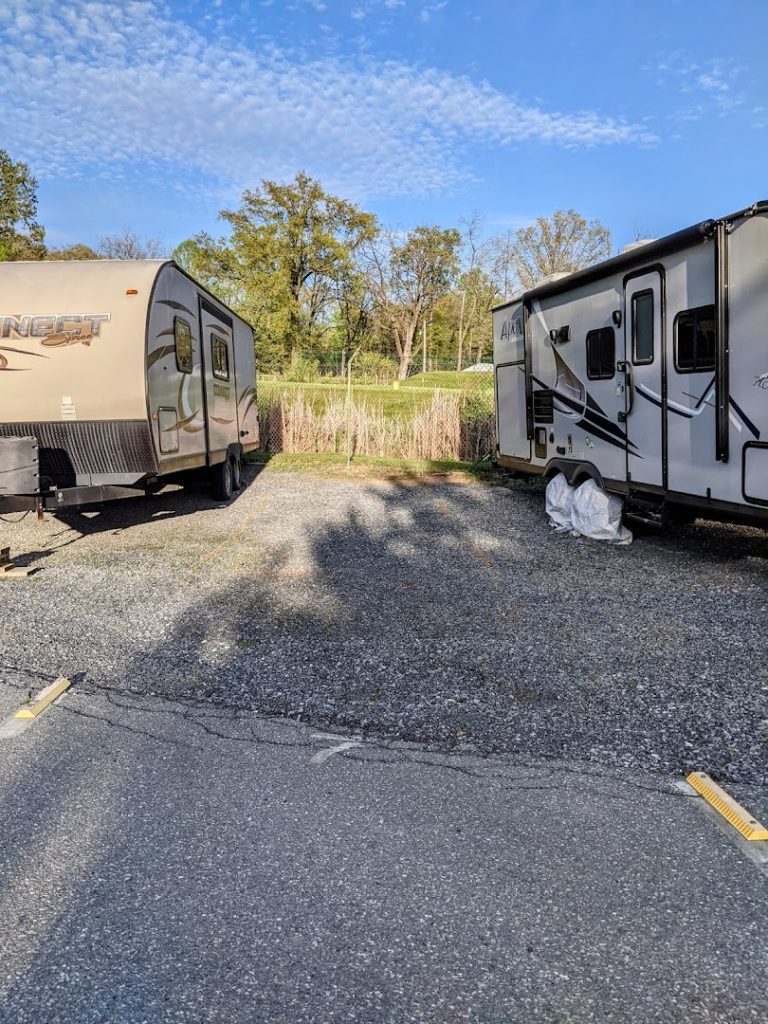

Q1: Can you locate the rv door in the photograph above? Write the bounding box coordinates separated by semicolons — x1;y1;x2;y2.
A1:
495;302;531;462
199;297;237;464
623;270;664;488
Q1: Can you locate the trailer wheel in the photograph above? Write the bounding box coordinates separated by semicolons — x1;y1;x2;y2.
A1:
231;454;242;490
211;458;234;502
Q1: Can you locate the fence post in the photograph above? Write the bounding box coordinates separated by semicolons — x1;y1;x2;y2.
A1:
346;348;361;470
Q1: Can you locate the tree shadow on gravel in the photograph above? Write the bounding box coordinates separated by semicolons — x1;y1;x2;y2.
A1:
70;472;768;787
4;465;269;569
53;462;268;538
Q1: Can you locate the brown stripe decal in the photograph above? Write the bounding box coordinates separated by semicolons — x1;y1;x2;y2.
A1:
175;410;199;428
148;344;177;369
0;345;49;370
158;299;195;316
240;395;256;420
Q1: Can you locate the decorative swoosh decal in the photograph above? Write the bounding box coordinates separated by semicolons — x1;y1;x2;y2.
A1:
175;410;199;428
148;343;177;369
532;369;640;457
203;323;231;338
0;344;49;371
157;299;195;316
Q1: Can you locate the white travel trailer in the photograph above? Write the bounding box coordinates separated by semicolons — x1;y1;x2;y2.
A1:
0;260;259;513
493;201;768;527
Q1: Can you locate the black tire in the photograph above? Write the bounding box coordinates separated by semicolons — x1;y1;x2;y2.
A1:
231;454;242;490
211;458;233;501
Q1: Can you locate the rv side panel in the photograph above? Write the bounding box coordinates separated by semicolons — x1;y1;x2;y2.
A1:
729;211;768;508
0;260;161;487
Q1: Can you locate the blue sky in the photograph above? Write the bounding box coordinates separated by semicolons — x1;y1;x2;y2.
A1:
2;0;766;252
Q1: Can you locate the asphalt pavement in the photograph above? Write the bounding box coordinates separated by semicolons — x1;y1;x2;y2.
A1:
0;682;766;1023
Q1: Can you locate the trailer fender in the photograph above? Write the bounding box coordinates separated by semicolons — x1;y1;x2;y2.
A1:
544;458;606;490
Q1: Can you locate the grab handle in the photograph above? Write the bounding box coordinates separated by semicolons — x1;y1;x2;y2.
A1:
617;361;633;423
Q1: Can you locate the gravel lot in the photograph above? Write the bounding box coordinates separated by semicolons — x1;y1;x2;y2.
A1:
1;464;767;785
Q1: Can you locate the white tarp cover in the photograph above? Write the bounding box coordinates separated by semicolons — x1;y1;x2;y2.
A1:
545;473;633;545
544;472;574;532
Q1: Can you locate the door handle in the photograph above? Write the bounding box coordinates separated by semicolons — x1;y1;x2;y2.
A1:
617;361;633;422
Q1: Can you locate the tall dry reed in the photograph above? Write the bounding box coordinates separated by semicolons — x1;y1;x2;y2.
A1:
257;390;495;462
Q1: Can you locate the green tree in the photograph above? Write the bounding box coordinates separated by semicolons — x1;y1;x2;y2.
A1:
0;150;45;260
45;243;99;260
173;232;243;308
366;225;461;379
220;171;378;365
497;208;611;291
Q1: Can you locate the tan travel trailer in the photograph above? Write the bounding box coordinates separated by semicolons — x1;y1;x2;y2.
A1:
0;260;259;512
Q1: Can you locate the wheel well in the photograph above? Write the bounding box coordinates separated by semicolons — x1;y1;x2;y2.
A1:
544;459;605;489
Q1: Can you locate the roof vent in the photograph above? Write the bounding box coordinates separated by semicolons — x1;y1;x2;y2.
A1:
620;239;656;254
534;271;572;287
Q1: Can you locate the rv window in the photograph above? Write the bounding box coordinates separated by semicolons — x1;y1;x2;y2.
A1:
586;327;615;380
174;317;193;374
632;290;654;365
675;305;716;373
212;334;230;380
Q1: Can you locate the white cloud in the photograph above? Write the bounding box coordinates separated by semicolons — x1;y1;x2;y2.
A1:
1;0;657;202
652;53;749;120
420;1;446;23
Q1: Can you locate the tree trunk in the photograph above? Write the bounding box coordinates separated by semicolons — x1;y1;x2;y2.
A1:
456;289;466;371
397;318;419;380
288;306;300;365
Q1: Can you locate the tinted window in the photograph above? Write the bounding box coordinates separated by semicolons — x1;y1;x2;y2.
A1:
675;305;716;372
174;317;192;374
633;291;654;364
212;333;230;380
586;327;615;380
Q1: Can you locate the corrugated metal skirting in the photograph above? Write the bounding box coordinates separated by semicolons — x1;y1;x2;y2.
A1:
0;420;157;480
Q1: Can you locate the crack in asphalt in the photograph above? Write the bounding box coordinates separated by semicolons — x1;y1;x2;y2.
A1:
30;681;689;801
0;666;703;802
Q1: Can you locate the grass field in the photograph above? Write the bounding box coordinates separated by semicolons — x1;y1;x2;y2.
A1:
401;369;493;390
258;369;494;418
247;450;501;481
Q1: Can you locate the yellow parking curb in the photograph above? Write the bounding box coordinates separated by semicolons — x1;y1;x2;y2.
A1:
14;677;71;720
687;771;768;841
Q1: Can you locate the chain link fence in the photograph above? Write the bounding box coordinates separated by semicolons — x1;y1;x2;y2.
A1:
256;364;495;463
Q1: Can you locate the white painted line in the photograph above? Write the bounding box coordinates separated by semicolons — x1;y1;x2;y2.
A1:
675;779;768;877
309;740;362;765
